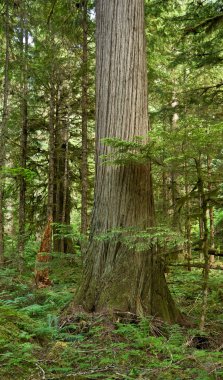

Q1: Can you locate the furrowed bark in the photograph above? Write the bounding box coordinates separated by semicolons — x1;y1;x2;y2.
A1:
81;0;89;236
18;16;28;266
77;0;182;323
0;0;10;266
195;159;209;331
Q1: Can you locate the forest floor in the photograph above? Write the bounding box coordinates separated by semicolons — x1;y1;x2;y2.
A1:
1;252;223;380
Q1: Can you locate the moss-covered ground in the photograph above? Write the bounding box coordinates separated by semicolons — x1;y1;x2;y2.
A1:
1;253;223;379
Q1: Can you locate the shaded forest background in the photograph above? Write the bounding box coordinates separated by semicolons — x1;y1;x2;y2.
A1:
1;0;223;379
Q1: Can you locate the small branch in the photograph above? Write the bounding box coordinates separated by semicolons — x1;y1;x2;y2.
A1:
193;247;223;257
35;363;46;380
169;263;223;271
65;365;115;377
47;0;57;25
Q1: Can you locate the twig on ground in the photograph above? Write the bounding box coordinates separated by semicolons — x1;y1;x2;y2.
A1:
65;365;115;377
36;362;46;380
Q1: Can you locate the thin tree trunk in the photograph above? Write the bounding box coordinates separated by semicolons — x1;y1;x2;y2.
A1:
18;21;28;267
53;86;61;252
53;90;73;254
0;0;10;266
55;86;60;213
62;122;73;253
170;95;179;229
47;82;55;221
162;170;168;266
195;159;209;331
198;156;204;259
35;81;55;287
161;123;168;267
207;156;215;263
81;0;89;236
62;128;69;226
77;0;182;323
63;131;74;254
162;171;168;216
198;195;204;260
34;218;52;288
185;162;191;270
209;206;215;263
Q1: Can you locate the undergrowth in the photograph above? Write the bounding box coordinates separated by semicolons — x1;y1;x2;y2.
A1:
0;254;223;379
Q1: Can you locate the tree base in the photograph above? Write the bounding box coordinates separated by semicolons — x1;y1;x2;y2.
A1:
77;241;183;324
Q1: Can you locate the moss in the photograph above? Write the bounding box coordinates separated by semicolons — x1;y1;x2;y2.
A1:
0;305;45;378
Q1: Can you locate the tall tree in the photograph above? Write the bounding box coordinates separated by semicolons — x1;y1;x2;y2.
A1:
18;7;29;265
0;0;10;266
77;0;181;322
80;0;89;236
53;85;73;254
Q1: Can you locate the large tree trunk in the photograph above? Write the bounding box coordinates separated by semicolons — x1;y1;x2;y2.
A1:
77;0;181;323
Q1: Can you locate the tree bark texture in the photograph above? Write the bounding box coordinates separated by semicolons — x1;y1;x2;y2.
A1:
47;82;55;221
195;159;209;331
207;156;215;263
77;0;181;323
53;111;74;254
18;21;28;264
0;0;10;266
34;218;52;288
184;162;192;270
170;95;179;228
81;0;89;235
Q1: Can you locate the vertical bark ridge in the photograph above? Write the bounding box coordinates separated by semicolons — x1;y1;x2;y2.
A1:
77;0;181;323
0;0;10;265
81;0;89;235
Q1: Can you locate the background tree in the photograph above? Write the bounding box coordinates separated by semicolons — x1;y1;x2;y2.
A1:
80;0;89;236
0;0;10;266
17;2;29;266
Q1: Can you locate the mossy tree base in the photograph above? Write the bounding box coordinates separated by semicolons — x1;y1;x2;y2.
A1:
77;241;182;324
